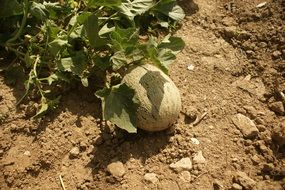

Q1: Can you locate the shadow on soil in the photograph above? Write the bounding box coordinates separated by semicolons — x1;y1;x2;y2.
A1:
86;128;171;176
178;0;199;16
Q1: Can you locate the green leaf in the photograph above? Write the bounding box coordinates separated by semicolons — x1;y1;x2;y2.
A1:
33;96;61;118
49;38;69;56
158;36;185;54
88;0;122;7
97;84;139;133
110;27;139;51
119;0;154;20
45;20;61;41
58;51;88;78
81;77;89;87
111;49;144;70
77;12;92;24
94;56;112;71
157;48;176;68
83;14;106;48
0;0;23;18
33;97;49;118
99;23;115;36
152;0;185;21
46;73;59;85
58;51;88;84
30;2;49;21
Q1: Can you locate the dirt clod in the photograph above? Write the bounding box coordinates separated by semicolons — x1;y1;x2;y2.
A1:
69;147;80;158
144;173;159;184
232;114;259;139
107;161;126;178
169;157;193;172
1;0;285;189
234;171;257;190
193;150;206;164
268;101;285;115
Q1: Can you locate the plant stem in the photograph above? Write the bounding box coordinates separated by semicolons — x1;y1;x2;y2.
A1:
5;0;29;44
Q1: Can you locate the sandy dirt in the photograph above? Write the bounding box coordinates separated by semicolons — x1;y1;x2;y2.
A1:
0;0;284;189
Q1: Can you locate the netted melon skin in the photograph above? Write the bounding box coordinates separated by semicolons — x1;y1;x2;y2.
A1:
122;64;181;131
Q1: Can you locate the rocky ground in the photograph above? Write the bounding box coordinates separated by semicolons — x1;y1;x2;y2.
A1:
0;0;284;189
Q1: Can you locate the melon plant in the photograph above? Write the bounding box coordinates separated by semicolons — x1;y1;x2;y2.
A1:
0;0;185;132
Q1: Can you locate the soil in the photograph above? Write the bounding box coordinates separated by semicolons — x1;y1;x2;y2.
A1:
0;0;285;189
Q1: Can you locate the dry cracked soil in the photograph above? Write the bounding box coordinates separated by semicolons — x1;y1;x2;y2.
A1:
0;0;284;189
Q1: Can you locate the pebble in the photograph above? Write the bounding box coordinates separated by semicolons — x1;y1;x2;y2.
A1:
234;171;256;189
180;171;191;182
144;173;159;184
0;149;4;157
170;157;192;172
69;147;80;158
232;114;259;139
231;183;243;190
272;50;282;58
213;179;224;190
269;101;285;115
23;151;31;156
107;161;126;178
193;151;206;164
251;155;260;165
190;138;200;145
256;125;266;132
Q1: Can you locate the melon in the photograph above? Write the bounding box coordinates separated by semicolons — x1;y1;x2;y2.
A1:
122;64;181;131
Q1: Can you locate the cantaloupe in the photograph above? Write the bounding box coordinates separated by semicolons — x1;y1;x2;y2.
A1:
122;64;181;131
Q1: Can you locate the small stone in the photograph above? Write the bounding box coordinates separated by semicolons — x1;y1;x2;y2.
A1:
232;114;259;139
213;179;224;190
209;125;214;129
272;50;282;59
94;136;103;145
107;161;125;178
170;157;192;172
259;144;268;153
262;163;274;173
224;26;237;38
244;139;252;146
259;42;267;48
232;158;238;162
251;155;260;165
79;141;88;151
69;147;80;158
272;123;285;146
231;183;243;190
0;149;4;157
23;151;31;156
254;180;284;190
180;171;191;182
144;173;159;184
256;125;266;132
190;138;200;145
193;151;206;164
234;171;256;189
269;101;285;115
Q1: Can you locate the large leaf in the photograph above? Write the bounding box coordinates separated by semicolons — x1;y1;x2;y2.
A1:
30;2;49;21
111;49;144;70
83;14;106;48
158;36;185;55
96;84;139;133
119;0;154;20
88;0;122;7
0;0;23;18
110;27;139;51
58;51;89;86
152;0;185;21
48;38;69;56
